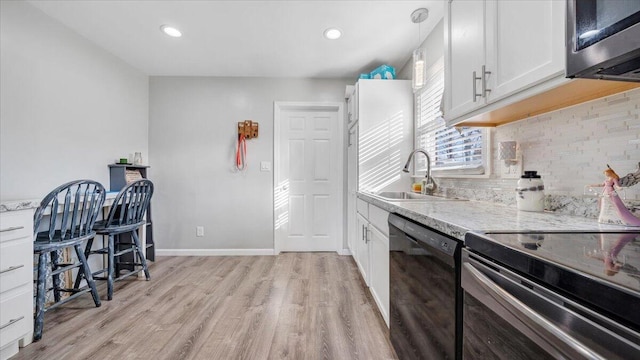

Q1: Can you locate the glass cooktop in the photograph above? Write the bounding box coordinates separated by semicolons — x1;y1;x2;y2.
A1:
477;231;640;294
465;231;640;331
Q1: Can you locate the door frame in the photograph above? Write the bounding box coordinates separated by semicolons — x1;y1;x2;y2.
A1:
273;101;344;254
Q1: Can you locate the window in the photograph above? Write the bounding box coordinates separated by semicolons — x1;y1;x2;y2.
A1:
414;57;488;176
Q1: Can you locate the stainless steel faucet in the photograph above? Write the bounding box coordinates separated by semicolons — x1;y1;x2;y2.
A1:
403;149;437;193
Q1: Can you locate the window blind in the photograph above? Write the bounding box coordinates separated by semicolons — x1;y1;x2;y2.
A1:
415;57;486;175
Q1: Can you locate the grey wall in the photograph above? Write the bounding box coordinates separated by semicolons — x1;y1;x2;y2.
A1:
398;19;444;80
0;0;148;200
149;77;349;251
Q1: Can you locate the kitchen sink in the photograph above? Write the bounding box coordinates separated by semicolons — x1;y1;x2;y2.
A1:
372;191;465;202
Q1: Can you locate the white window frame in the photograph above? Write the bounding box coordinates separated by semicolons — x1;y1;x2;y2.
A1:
413;57;490;178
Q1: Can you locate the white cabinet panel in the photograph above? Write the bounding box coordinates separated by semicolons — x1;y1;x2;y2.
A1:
356;198;369;218
0;209;34;360
369;224;389;327
355;213;370;286
486;0;564;102
0;290;32;349
0;239;31;294
368;205;389;237
445;0;486;119
445;0;566;126
356;80;413;193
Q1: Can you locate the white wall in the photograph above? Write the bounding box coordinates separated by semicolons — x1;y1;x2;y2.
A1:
0;0;148;200
398;19;444;80
149;77;349;252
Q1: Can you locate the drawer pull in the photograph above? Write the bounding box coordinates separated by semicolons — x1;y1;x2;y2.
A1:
0;316;24;330
0;226;25;233
0;264;25;274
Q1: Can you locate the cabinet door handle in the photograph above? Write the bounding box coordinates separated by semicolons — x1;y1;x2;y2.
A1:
362;225;365;241
482;65;491;97
0;264;24;274
472;71;482;102
0;316;24;330
0;226;24;233
366;228;371;243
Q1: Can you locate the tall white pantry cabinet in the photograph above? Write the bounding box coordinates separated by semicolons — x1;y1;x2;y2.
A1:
346;79;413;327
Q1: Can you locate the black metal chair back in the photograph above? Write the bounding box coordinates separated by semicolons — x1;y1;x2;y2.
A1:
34;180;105;241
104;179;154;230
32;179;105;341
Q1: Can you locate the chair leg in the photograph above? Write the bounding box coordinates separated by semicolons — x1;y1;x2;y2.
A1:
74;244;101;308
132;230;150;280
73;237;94;289
107;235;115;301
50;250;61;303
34;252;48;341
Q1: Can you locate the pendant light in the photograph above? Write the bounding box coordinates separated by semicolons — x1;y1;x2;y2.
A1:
411;8;429;92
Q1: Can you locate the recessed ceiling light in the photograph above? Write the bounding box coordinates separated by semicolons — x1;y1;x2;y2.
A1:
160;25;182;38
323;28;342;40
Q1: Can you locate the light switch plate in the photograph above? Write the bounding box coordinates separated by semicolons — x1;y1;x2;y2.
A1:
260;161;271;172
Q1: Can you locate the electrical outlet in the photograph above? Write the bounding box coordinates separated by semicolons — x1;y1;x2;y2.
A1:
501;161;522;179
196;226;204;237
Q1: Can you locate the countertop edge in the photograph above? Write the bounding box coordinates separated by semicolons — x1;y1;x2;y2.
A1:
357;192;470;240
0;199;41;213
357;191;634;241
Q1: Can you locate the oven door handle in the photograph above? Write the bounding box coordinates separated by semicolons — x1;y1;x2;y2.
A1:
463;262;607;360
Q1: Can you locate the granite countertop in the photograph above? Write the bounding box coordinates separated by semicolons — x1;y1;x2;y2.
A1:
358;192;635;241
0;199;42;213
1;192;119;214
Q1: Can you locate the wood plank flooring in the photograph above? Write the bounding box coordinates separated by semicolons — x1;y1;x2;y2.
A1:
14;253;397;360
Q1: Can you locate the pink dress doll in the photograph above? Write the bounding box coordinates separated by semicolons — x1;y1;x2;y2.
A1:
600;165;640;227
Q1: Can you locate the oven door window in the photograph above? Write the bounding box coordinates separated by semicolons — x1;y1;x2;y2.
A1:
464;294;554;360
576;0;640;50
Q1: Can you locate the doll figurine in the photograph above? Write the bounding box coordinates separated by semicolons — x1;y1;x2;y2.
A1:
600;165;640;226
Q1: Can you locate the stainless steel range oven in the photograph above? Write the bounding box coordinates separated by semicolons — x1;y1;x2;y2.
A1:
389;213;462;360
463;231;640;359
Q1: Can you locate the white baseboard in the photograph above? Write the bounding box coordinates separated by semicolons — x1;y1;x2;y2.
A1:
156;249;276;256
337;248;352;256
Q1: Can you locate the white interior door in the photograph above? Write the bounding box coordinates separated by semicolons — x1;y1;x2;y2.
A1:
274;103;343;253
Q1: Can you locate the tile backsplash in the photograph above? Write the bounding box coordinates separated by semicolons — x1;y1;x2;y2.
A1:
437;87;640;219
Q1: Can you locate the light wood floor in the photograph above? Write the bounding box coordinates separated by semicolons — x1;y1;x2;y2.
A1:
15;253;397;360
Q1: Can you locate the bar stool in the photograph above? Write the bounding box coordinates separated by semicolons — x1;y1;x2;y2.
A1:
33;180;105;341
77;179;153;300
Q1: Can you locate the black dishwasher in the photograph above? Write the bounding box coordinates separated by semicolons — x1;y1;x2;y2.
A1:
389;213;462;360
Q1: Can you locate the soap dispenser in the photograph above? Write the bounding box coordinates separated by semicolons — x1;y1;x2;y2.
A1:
516;171;545;212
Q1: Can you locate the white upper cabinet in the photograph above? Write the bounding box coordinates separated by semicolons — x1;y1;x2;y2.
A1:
485;0;565;102
445;0;487;118
445;0;566;125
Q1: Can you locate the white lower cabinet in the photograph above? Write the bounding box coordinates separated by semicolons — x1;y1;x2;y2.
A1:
354;199;390;327
0;209;34;360
368;224;389;326
355;213;370;286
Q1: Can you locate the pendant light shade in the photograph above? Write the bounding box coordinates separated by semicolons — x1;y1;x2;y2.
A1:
411;8;429;92
412;47;427;91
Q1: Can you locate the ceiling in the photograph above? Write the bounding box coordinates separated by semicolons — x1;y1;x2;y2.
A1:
27;0;444;79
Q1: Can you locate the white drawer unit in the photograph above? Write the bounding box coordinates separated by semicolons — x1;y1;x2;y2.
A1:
0;209;34;360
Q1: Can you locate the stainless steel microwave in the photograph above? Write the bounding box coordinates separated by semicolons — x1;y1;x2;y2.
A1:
566;0;640;82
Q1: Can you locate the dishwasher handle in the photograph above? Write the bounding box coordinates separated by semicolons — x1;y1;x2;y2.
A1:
463;262;607;360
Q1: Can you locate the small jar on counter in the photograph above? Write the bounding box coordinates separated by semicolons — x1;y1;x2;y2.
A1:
516;171;545;212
